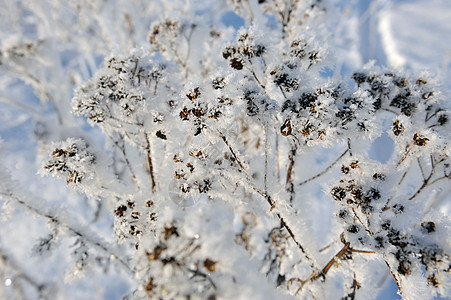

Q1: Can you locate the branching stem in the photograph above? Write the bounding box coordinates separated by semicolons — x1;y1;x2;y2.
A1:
288;240;374;295
0;248;49;299
409;154;450;200
219;131;312;261
111;135;140;190
2;189;132;275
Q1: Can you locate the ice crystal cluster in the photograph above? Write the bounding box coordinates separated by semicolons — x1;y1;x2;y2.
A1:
0;0;450;299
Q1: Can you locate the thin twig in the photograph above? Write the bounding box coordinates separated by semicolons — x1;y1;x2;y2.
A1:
218;131;312;260
319;242;333;253
299;149;348;186
385;261;403;296
409;155;450;200
409;175;449;200
144;132;156;193
279;86;288;100
243;0;254;22
287;272;317;296
398;170;408;185
264;121;269;196
187;267;217;290
111;135;140;190
13;69;64;125
276;130;280;183
346;273;360;300
183;24;196;80
250;69;265;90
0;96;45;117
286;142;297;203
0;248;49;298
397;145;412;167
347;138;353;156
219;133;245;171
2;189;132;275
417;157;426;180
289;240;374;295
351;206;372;236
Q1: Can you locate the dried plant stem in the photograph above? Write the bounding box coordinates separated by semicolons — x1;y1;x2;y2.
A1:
319;241;333;253
276;129;280;182
277;213;309;257
299;148;348;186
289;241;374;295
0;96;45;117
281;0;296;35
144;132;156;193
346;273;360;300
4;189;133;275
385;261;403;296
182;25;196;80
0;248;48;298
5;67;64;125
347;138;353;156
397;145;412;167
219;132;312;261
348;204;404;295
250;69;265;90
264;121;269;195
219;133;245;170
112;135;140;190
287;272;317;295
417;157;426;180
286;142;297;203
409;154;450;200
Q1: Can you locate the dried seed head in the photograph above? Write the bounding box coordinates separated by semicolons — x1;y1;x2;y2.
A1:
372;173;386;181
341;165;350;174
350;161;359;169
186;87;201;101
413;133;429;146
127;200;135;208
392;120;405;136
163;225;179;240
416;78;427;85
179;107;190;120
156;130;167;140
230;57;244;70
428;274;439;287
421;222;436;233
115;205;127;217
280;119;292;136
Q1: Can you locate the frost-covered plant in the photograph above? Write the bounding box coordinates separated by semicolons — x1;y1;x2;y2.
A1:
0;0;450;299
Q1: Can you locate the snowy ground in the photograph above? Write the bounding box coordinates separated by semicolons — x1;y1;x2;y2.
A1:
1;0;450;299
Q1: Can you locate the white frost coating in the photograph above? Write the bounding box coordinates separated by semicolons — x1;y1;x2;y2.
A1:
0;0;451;299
